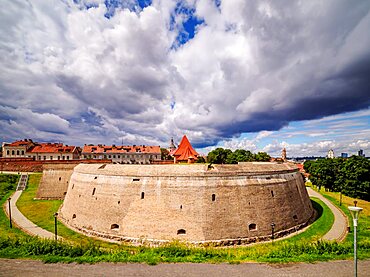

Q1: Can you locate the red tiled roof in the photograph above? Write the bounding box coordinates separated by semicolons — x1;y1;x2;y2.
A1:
82;145;161;154
173;135;198;161
7;140;34;147
28;143;77;154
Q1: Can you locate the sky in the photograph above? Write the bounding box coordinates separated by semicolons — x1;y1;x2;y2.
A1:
0;0;369;157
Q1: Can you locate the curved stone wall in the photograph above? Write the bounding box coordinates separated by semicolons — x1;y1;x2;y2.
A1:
59;163;313;244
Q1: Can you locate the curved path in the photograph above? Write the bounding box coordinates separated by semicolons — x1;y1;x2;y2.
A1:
4;190;60;240
307;187;348;241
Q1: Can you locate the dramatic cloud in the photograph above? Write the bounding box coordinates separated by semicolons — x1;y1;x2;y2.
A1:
0;0;369;154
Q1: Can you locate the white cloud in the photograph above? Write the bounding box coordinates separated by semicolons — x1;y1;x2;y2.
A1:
0;0;369;151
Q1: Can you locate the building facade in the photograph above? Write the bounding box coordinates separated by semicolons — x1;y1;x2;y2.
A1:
2;140;80;160
81;145;161;164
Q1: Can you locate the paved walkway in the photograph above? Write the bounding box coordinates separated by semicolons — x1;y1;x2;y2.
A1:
4;190;59;240
307;187;348;241
1;258;369;277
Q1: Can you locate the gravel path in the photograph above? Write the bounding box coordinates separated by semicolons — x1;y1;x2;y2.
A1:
307;187;348;241
1;258;369;277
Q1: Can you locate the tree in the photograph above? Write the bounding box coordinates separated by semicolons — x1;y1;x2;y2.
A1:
160;148;173;160
253;152;271;162
196;156;206;163
207;148;232;164
340;156;370;201
226;149;254;164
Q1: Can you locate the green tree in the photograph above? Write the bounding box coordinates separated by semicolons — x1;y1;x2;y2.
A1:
160;148;173;160
340;156;370;201
207;148;232;164
226;149;254;164
253;152;271;162
196;156;206;163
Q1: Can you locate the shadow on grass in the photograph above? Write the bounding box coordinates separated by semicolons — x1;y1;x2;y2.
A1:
311;199;323;222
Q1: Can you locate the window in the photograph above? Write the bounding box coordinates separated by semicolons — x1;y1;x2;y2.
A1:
271;190;274;197
50;156;53;160
177;229;186;235
12;150;14;155
141;192;145;199
72;214;76;219
17;150;19;155
72;184;74;189
111;224;119;230
249;223;257;231
108;155;111;158
94;176;97;179
58;156;60;160
67;156;69;160
212;194;216;201
113;155;116;158
92;188;96;195
98;164;106;169
21;150;24;155
59;177;61;181
7;150;9;155
43;156;46;160
133;178;140;182
62;156;65;160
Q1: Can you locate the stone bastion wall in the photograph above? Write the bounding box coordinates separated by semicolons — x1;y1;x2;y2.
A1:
59;163;314;245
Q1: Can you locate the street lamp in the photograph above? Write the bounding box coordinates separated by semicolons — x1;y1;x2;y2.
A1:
348;206;363;277
54;212;58;241
271;222;275;243
8;197;12;228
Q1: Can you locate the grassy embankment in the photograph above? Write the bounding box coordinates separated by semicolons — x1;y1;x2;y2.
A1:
1;173;369;264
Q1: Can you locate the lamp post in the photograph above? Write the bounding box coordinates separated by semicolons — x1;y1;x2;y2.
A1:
348;206;363;277
8;197;12;228
54;212;58;241
271;222;275;243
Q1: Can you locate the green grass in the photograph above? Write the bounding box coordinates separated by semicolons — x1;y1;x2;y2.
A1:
315;187;370;245
1;173;370;264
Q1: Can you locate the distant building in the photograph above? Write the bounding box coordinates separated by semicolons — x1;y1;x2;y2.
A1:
327;149;335;159
2;139;80;160
341;153;348;158
81;144;161;164
282;148;287;162
358;149;365;157
169;137;177;153
172;135;199;163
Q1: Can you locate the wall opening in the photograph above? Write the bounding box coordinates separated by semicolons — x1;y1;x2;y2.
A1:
266;177;271;180
111;224;119;230
72;184;74;189
59;177;61;181
212;194;216;201
133;178;140;182
180;205;182;210
98;164;106;169
141;192;145;199
63;191;67;196
92;188;96;195
177;229;186;235
72;214;76;219
249;223;257;231
118;201;120;204
293;215;298;220
94;176;98;179
271;190;274;197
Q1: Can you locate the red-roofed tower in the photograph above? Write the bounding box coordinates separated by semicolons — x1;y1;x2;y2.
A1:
172;135;199;163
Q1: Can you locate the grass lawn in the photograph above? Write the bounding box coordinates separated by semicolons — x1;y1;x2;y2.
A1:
1;173;369;264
